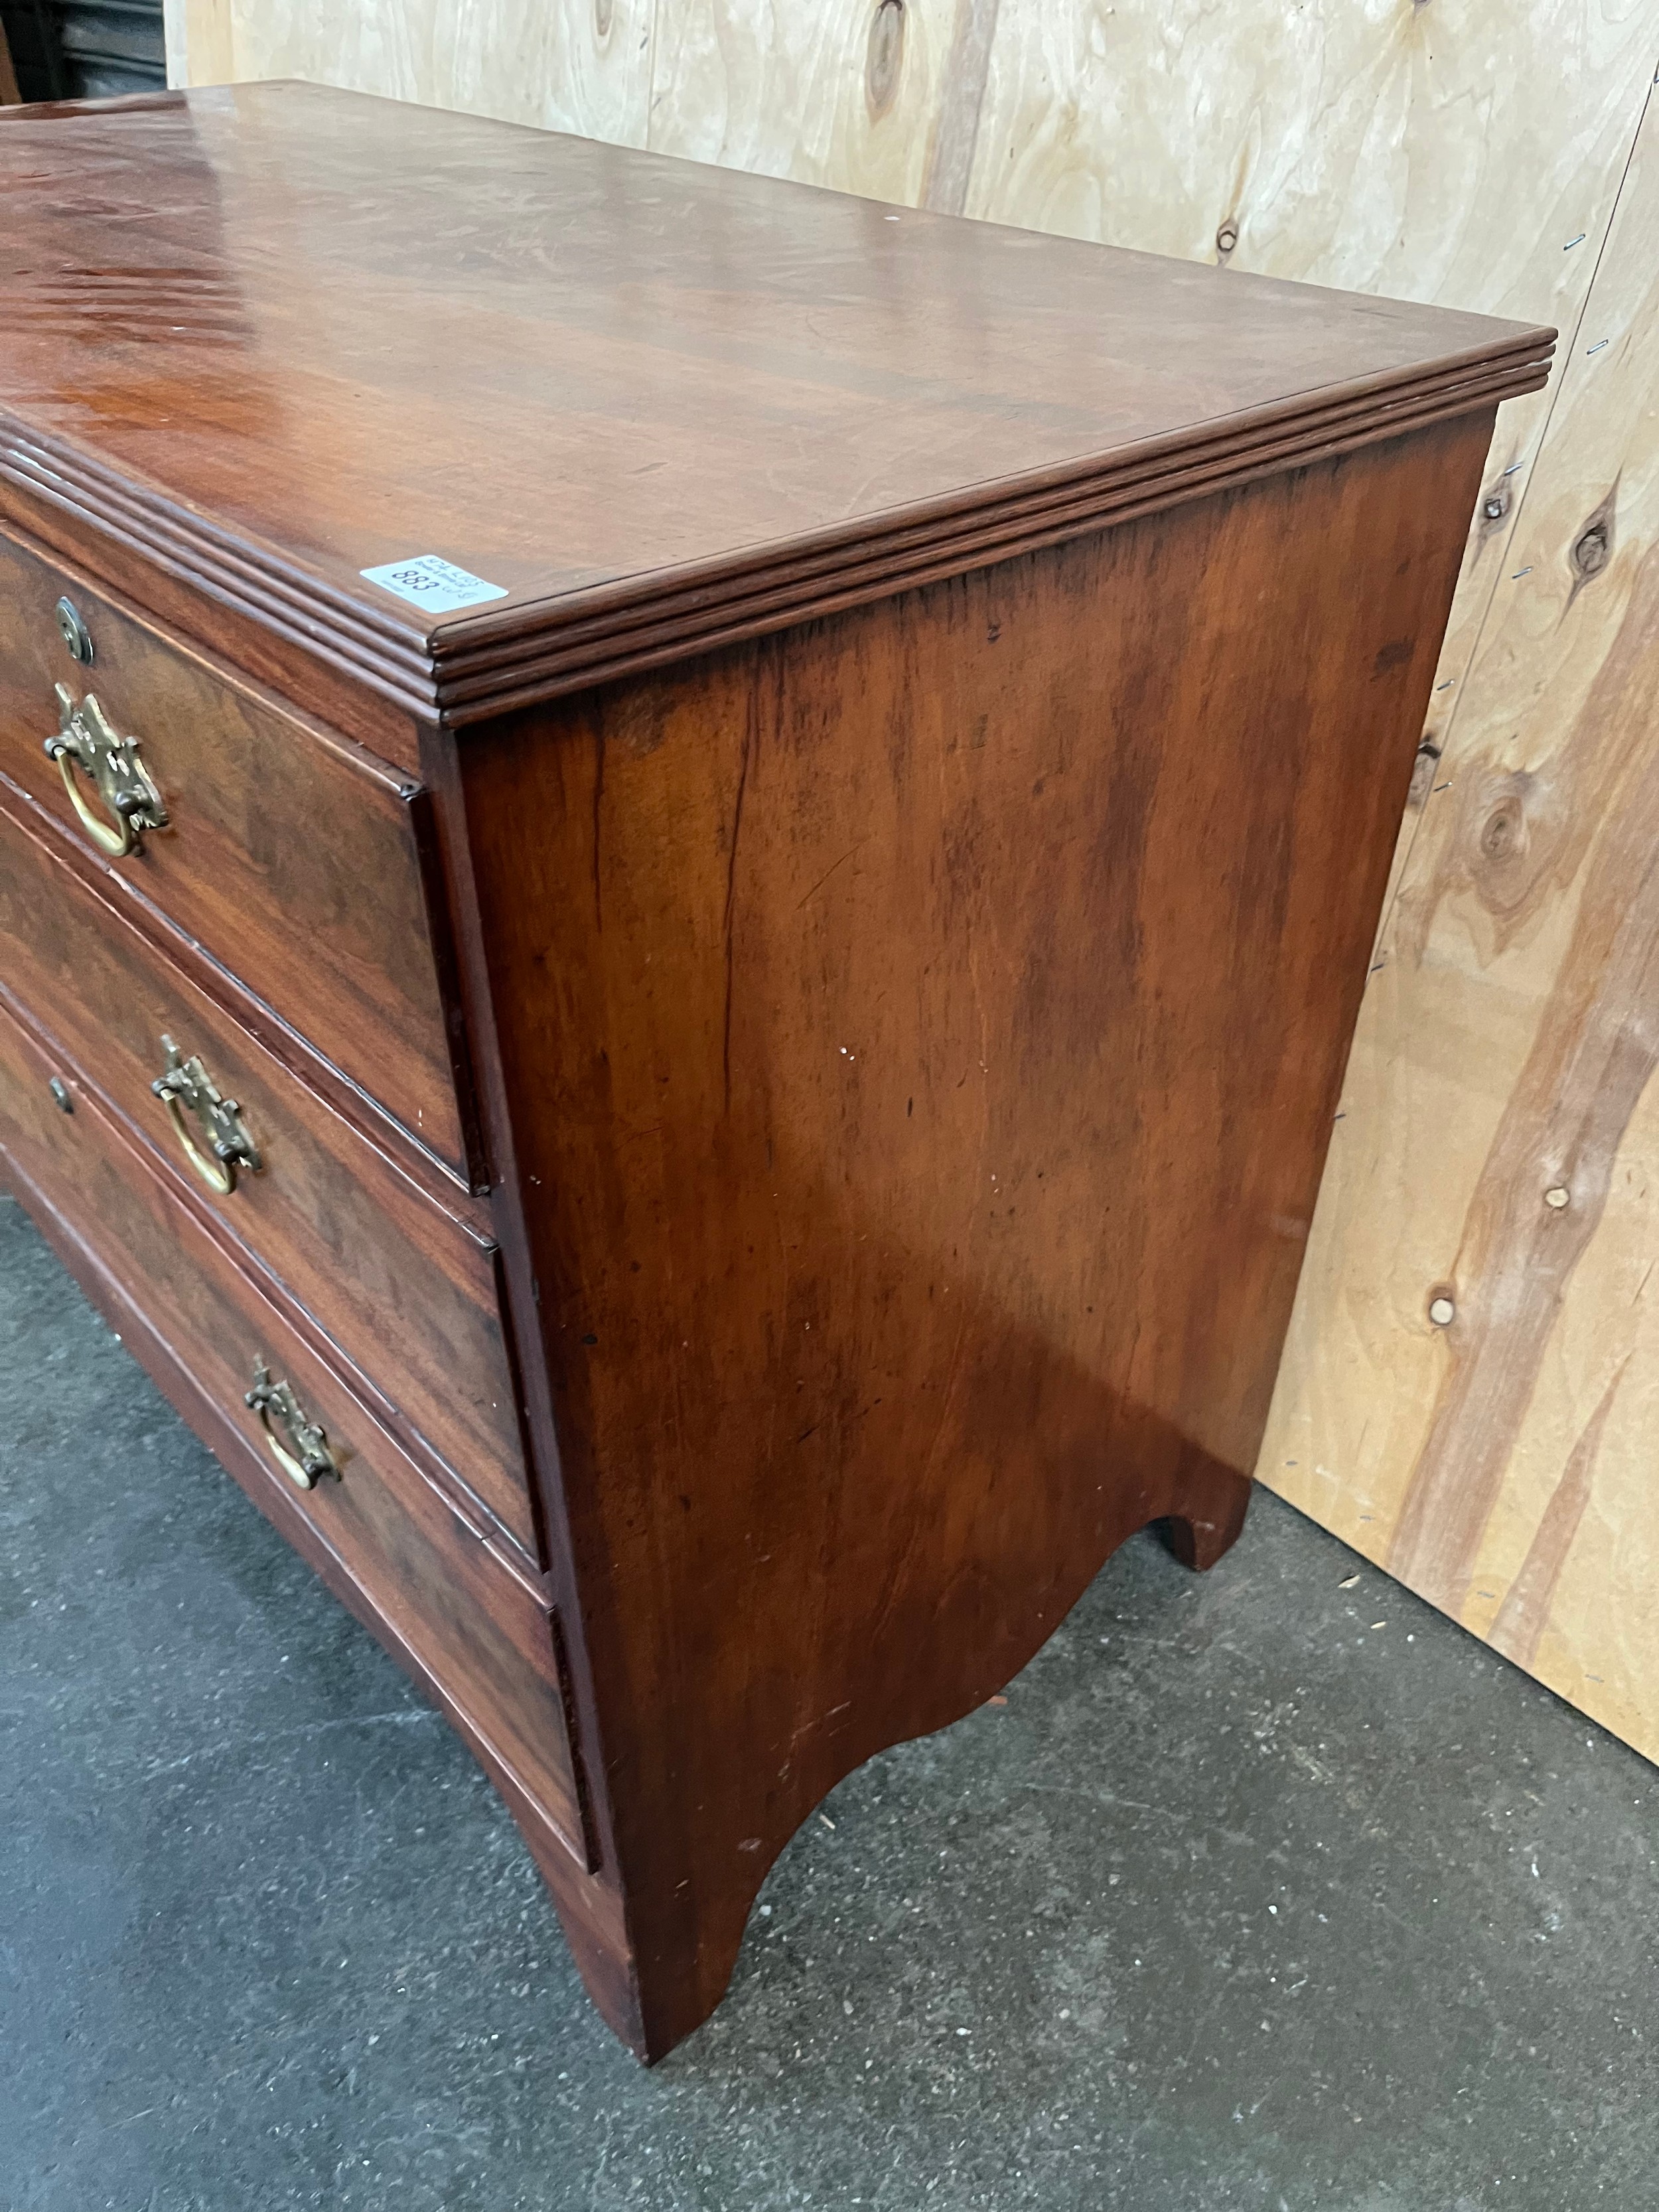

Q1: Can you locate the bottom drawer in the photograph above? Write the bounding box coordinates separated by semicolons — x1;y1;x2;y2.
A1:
0;989;592;1872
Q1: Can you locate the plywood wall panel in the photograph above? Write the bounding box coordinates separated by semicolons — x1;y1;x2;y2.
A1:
168;0;234;87
644;0;960;206
206;0;658;148
1261;78;1659;1757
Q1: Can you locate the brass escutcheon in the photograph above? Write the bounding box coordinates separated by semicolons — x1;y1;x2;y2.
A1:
245;1361;340;1490
151;1035;261;1195
45;682;168;857
54;597;94;664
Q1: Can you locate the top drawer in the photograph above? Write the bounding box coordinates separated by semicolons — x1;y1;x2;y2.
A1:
0;528;473;1183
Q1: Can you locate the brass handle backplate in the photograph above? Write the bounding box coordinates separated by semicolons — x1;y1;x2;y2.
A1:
245;1362;340;1490
151;1035;261;1194
45;682;168;857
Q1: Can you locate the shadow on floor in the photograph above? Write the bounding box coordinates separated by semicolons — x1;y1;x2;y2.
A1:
0;1197;1652;2212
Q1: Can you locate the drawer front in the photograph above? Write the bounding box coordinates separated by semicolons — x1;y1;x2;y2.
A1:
0;527;472;1180
0;790;538;1557
0;993;588;1869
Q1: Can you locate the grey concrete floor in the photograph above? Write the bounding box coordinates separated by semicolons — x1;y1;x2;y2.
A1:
1;1194;1655;2212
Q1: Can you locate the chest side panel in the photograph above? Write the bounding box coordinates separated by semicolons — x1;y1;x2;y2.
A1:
458;413;1492;2047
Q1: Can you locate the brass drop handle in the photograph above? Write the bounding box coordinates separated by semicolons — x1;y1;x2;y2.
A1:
44;681;169;858
151;1035;261;1195
246;1362;340;1490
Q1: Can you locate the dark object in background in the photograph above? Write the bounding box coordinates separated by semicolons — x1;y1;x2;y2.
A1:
0;0;163;102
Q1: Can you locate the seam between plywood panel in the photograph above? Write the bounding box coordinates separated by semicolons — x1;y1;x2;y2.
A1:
642;0;660;145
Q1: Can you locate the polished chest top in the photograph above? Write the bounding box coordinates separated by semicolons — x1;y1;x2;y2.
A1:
0;85;1551;2061
0;82;1548;738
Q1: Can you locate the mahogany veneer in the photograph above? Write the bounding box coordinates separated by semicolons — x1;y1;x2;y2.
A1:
0;82;1551;2060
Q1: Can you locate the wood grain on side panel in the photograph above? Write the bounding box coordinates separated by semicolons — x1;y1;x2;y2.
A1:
455;419;1490;2053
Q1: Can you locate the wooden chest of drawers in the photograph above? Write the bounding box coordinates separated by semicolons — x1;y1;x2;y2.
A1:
0;83;1551;2059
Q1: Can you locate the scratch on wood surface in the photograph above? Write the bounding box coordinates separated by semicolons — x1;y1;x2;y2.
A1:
797;838;867;910
591;711;607;930
1388;546;1659;1617
721;686;757;1116
920;0;1000;216
1488;1359;1627;1670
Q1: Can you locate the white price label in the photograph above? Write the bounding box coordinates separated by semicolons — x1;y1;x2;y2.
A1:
360;554;508;613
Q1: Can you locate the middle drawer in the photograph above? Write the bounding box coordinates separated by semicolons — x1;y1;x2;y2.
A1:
0;788;541;1561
